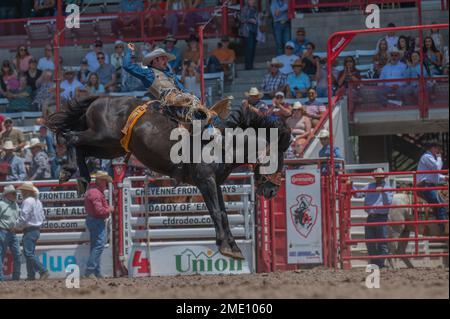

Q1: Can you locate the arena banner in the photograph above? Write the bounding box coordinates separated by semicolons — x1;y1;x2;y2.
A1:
285;168;323;264
128;241;253;277
2;246;113;279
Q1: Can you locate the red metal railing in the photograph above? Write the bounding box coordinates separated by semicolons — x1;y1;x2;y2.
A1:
337;170;449;269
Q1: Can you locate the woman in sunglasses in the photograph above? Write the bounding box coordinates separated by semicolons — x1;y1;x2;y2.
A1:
337;56;361;89
14;46;34;75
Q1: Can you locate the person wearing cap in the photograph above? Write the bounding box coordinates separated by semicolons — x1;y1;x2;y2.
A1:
211;36;236;81
270;0;290;56
163;35;182;74
60;67;84;101
124;43;192;105
16;182;49;280
375;22;399;52
286;102;311;157
37;44;54;71
276;41;298;75
260;58;287;99
378;47;407;106
0;185;21;281
0;140;27;181
317;129;343;174
417;141;448;233
28;138;51;181
95;51;117;93
84;171;114;278
293;27;310;56
110;40;125;73
85;40;110;73
351;168;394;268
304;88;326;128
270;91;292;120
242;87;268;115
25;57;42;94
286;59;310;98
0;118;26;151
4;75;33;113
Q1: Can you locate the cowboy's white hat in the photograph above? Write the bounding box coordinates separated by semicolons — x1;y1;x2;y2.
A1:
2;185;17;196
63;66;76;73
292;101;304;110
244;87;264;98
317;129;330;138
389;47;401;54
143;48;176;66
94;170;113;183
266;58;284;68
27;138;44;149
18;182;39;194
373;167;386;178
2;140;15;150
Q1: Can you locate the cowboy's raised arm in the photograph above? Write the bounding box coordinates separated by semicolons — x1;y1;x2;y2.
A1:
123;45;155;87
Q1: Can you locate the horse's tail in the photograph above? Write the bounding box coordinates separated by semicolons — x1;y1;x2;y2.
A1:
46;96;99;133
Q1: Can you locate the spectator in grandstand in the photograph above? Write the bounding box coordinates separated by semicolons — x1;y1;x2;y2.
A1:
0;141;27;181
60;67;84;101
242;87;268;114
0;118;26;152
286;102;311;156
211;36;236;81
4;75;33;113
28;138;51;181
286;59;310;98
417;141;448;234
276;41;298;75
317;129;343;174
32;0;56;17
293;27;310;56
402;51;431;105
25;58;42;96
0;185;21;281
373;39;390;79
14;45;34;75
32;70;54;112
164;0;187;36
183;35;201;67
270;91;292;121
0;60;19;97
397;35;412;64
95;52;116;93
37;45;55;71
337;56;361;89
53;143;67;179
16;182;49;280
240;0;259;70
163;35;182;74
85;40;110;73
84;171;114;279
352;168;394;268
315;58;338;98
300;42;319;78
77;59;90;85
423;36;444;76
378;47;407;106
80;73;106;96
180;60;201;98
429;22;445;52
111;41;125;89
375;22;399;52
304;88;326;128
260;58;287;99
270;0;290;56
38;125;55;158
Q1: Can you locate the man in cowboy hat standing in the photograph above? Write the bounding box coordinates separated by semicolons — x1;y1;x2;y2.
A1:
352;168;394;268
163;35;182;73
242;87;268;115
260;58;287;99
84;171;114;278
28;138;51;181
0;140;27;181
0;185;21;281
16;182;49;280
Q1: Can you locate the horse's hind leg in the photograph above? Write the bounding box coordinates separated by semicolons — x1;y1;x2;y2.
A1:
59;143;78;183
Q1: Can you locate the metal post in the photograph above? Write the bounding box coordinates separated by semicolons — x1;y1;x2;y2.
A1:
413;173;420;255
417;0;427;118
198;25;205;104
54;0;64;112
112;162;127;277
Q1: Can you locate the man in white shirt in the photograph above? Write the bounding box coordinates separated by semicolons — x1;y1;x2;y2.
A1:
276;41;298;75
60;68;84;101
16;182;49;280
375;22;399;52
417;141;448;233
37;44;55;71
378;47;407;106
85;40;110;73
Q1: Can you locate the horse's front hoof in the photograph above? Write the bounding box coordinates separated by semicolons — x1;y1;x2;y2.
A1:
219;247;245;260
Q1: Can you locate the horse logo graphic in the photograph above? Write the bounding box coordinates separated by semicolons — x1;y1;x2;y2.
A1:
289;194;318;238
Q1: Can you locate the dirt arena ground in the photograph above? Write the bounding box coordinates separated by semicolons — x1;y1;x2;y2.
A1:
0;267;448;299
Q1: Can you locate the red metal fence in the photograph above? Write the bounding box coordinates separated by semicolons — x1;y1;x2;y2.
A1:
337;170;448;269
